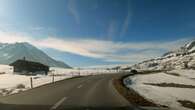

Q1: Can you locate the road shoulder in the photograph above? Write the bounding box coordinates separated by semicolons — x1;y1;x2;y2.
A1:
112;74;168;110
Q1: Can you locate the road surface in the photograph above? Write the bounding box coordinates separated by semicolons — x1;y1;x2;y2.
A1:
0;74;137;110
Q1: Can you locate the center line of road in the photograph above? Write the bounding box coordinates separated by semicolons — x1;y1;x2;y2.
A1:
77;84;83;88
50;97;67;110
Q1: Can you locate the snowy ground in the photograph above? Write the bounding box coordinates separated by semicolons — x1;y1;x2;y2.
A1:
124;69;195;110
0;65;116;96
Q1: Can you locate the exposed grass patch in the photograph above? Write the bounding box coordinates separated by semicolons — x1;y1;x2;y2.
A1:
178;100;195;109
66;76;84;80
113;77;159;107
16;84;26;89
0;72;6;75
137;70;165;75
0;89;14;95
144;83;195;88
191;78;195;80
33;76;40;79
1;89;9;93
164;72;180;77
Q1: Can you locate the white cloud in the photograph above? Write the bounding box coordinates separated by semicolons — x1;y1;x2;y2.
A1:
0;30;191;63
104;49;164;63
0;31;33;43
32;38;192;63
67;0;80;24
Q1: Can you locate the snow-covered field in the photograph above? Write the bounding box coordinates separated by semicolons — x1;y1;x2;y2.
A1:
0;65;116;96
124;69;195;110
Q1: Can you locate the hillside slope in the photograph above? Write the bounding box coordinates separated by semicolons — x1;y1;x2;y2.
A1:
0;42;71;68
131;40;195;70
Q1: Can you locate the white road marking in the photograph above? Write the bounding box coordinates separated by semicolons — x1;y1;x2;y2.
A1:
77;84;83;88
50;97;67;110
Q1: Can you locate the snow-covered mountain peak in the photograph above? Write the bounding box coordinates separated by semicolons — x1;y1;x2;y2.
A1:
0;42;71;68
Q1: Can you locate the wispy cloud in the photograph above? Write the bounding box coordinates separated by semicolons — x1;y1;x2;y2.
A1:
106;20;118;40
67;0;80;24
120;1;132;37
29;26;45;31
0;30;190;64
120;12;132;37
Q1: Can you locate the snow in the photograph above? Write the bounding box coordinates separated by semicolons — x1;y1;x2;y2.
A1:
0;74;31;89
0;70;72;96
189;46;195;52
169;69;195;79
122;40;195;109
0;42;71;68
50;67;118;76
0;65;116;96
129;40;195;71
0;64;12;74
131;52;195;70
3;53;8;57
86;64;131;69
125;69;195;110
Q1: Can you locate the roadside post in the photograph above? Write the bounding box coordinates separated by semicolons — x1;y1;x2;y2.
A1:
78;68;80;76
30;77;33;88
52;72;54;83
50;69;55;83
71;72;73;77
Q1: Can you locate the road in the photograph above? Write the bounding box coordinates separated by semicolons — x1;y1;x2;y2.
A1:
0;74;137;110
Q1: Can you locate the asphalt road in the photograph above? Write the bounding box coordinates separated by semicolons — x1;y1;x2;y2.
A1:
0;74;137;110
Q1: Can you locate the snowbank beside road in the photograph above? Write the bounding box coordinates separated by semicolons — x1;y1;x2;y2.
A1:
50;67;117;76
125;69;195;110
0;65;116;96
0;73;72;96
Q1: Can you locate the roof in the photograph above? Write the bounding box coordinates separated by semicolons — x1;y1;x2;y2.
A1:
9;60;49;68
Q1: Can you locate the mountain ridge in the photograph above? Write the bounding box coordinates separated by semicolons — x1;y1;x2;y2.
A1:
0;42;71;68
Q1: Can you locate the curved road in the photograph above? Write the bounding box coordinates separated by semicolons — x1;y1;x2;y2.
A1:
0;74;137;110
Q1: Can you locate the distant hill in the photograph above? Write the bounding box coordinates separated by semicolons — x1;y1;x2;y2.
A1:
0;42;71;68
122;40;195;70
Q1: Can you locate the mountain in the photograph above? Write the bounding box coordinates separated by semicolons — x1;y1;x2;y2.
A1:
129;40;195;70
0;42;71;68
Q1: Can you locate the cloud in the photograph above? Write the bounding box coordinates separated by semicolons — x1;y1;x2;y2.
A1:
67;0;80;24
0;31;33;43
31;38;192;63
0;31;191;64
120;1;132;37
106;20;118;40
120;12;132;37
29;26;45;31
104;49;165;63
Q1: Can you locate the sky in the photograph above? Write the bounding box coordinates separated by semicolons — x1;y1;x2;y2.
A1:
0;0;194;67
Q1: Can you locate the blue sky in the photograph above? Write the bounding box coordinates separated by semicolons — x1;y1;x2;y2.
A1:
0;0;194;67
